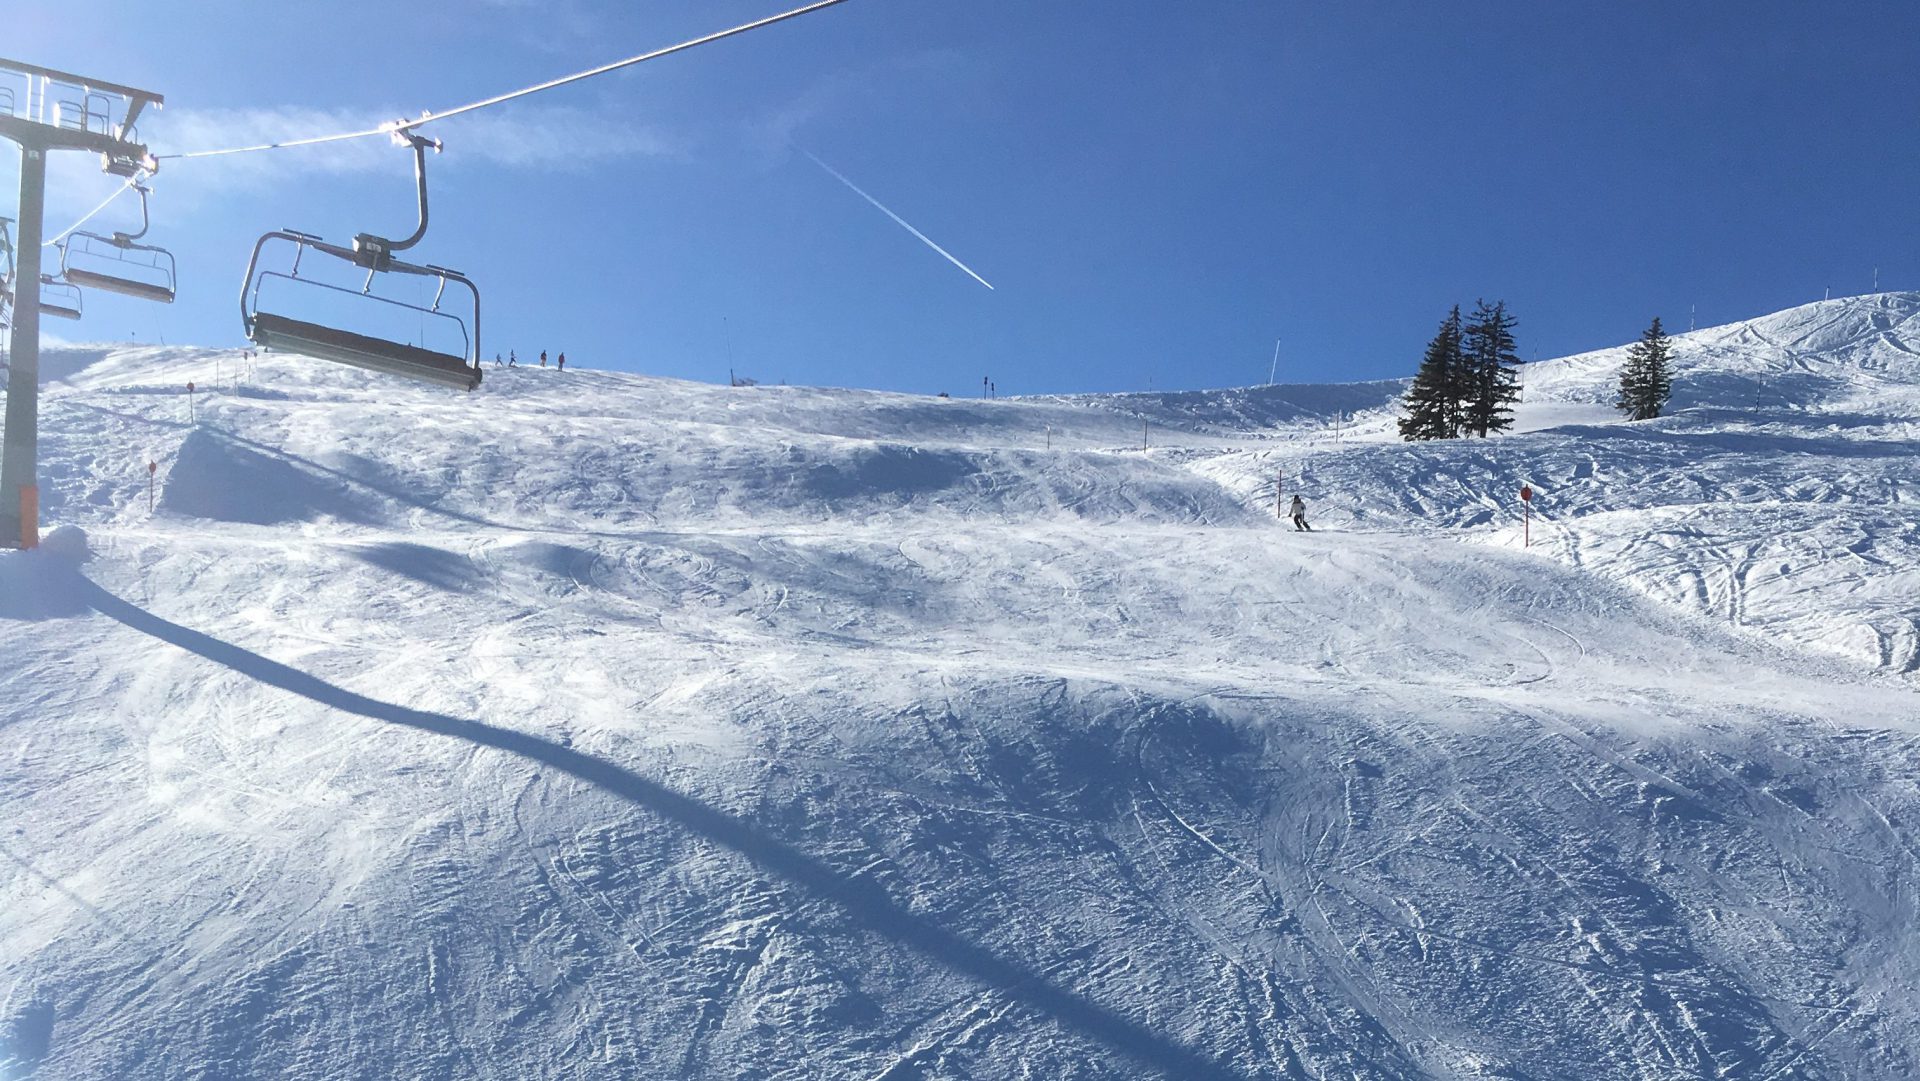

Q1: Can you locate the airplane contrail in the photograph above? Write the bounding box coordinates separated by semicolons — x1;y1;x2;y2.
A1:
799;148;995;291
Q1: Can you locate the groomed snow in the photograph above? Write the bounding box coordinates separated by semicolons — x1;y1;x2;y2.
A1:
4;293;1919;1078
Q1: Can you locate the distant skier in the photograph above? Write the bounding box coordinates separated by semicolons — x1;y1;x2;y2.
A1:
1290;494;1312;532
557;352;566;371
540;350;548;368
509;350;518;367
493;352;502;368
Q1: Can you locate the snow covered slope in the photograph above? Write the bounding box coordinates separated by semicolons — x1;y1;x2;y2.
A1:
4;295;1920;1079
1194;291;1920;674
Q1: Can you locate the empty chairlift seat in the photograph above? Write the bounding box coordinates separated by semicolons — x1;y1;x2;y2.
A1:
61;234;176;304
236;133;482;392
241;232;483;392
58;184;176;304
36;276;83;321
248;308;482;390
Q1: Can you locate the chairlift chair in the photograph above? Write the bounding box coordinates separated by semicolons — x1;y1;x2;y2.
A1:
60;183;176;304
38;275;83;321
240;131;482;392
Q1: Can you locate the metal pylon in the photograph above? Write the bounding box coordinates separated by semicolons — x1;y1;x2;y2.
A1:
0;58;162;549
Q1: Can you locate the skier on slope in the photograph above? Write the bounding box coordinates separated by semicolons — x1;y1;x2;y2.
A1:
540;350;548;368
1290;494;1312;532
557;352;566;371
509;350;518;367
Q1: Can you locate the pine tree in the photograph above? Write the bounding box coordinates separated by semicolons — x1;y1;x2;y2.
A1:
1461;299;1521;437
1616;316;1673;421
1399;306;1464;441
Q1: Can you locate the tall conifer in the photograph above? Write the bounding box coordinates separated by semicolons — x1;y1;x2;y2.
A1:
1400;306;1464;441
1616;316;1674;420
1461;300;1521;437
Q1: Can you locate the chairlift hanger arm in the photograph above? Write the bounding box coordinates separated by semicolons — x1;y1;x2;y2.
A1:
351;133;437;266
390;133;436;253
112;185;151;245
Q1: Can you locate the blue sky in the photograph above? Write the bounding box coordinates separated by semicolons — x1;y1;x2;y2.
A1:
8;0;1917;394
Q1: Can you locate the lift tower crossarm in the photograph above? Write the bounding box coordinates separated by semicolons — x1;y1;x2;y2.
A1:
0;57;163;131
0;116;152;163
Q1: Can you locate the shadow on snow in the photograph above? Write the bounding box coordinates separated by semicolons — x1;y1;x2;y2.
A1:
73;573;1244;1080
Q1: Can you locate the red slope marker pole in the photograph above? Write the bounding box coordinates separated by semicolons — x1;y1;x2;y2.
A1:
18;487;36;550
148;460;157;513
1520;484;1533;548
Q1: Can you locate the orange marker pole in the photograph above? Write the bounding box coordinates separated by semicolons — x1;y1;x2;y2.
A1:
18;486;37;549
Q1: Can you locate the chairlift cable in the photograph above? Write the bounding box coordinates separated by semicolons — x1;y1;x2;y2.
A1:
398;0;855;132
161;126;392;162
155;0;856;162
42;172;145;248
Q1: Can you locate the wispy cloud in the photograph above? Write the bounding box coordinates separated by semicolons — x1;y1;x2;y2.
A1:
141;103;689;195
431;105;688;169
747;49;974;163
0;100;685;242
469;0;600;50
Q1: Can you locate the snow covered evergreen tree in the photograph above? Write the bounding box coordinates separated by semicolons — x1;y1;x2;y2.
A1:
1399;306;1464;441
1616;316;1674;421
1461;300;1521;437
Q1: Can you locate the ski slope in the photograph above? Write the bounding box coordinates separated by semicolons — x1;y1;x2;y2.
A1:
4;293;1920;1079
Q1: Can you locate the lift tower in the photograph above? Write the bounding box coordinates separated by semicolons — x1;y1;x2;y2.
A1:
0;58;161;549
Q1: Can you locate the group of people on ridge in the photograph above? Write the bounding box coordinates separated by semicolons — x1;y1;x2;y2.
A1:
495;350;567;370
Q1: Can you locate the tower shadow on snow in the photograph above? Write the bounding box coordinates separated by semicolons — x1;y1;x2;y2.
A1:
72;573;1245;1081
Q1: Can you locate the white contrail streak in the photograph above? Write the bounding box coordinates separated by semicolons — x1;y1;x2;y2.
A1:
800;149;994;291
